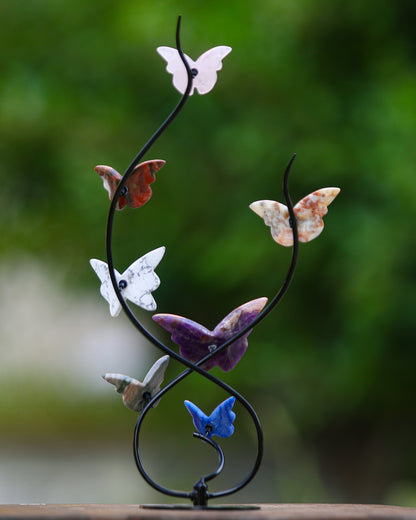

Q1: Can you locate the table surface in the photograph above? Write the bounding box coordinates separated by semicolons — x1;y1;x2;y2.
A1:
0;504;415;520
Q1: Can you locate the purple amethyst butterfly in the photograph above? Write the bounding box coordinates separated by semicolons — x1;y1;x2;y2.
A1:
152;297;267;372
184;397;236;438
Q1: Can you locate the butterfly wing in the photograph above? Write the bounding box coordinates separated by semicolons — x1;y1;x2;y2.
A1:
294;188;340;243
212;297;268;371
152;313;217;370
192;46;232;95
89;259;123;317
142;355;170;389
95;165;126;210
142;355;170;408
184;400;211;436
209;396;236;438
157;46;196;95
103;373;135;394
102;373;147;411
124;160;166;209
121;247;165;312
249;200;294;246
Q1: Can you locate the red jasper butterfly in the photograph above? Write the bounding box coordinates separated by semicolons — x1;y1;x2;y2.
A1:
95;159;165;210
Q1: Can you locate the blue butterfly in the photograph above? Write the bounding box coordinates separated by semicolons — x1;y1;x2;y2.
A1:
184;396;236;439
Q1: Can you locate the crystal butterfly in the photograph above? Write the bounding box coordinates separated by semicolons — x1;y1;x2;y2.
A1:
152;297;267;372
185;396;236;438
103;355;170;412
90;247;165;317
157;46;232;95
95;159;165;210
250;187;340;246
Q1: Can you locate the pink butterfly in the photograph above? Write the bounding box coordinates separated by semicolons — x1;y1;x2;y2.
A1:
157;46;232;95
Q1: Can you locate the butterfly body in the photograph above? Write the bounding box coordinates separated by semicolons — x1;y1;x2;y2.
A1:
157;46;232;95
95;159;165;210
185;396;236;438
90;247;165;317
153;297;267;371
103;355;170;412
250;187;340;246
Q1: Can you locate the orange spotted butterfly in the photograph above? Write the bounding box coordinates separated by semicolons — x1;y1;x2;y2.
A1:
250;188;340;246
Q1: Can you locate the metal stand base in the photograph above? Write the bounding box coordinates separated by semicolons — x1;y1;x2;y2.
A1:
141;504;260;510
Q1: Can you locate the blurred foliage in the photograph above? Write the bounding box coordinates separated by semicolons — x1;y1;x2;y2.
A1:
1;0;416;505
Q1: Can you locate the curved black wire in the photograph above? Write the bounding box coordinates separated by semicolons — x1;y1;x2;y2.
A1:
105;15;193;305
192;433;225;484
190;434;225;506
103;15;299;505
132;154;299;502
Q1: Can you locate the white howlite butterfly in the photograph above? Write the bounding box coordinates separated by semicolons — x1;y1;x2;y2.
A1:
89;246;165;317
157;46;232;95
250;188;340;246
103;355;170;412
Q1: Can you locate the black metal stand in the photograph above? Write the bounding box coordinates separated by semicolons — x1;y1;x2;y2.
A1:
101;16;300;507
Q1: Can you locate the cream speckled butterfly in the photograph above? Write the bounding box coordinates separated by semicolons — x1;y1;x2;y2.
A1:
157;46;232;95
250;188;340;246
90;247;165;317
103;355;170;412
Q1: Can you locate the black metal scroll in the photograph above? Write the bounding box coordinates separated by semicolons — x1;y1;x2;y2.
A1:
103;16;299;507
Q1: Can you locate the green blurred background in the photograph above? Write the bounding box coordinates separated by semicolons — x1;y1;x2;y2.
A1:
1;0;415;506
